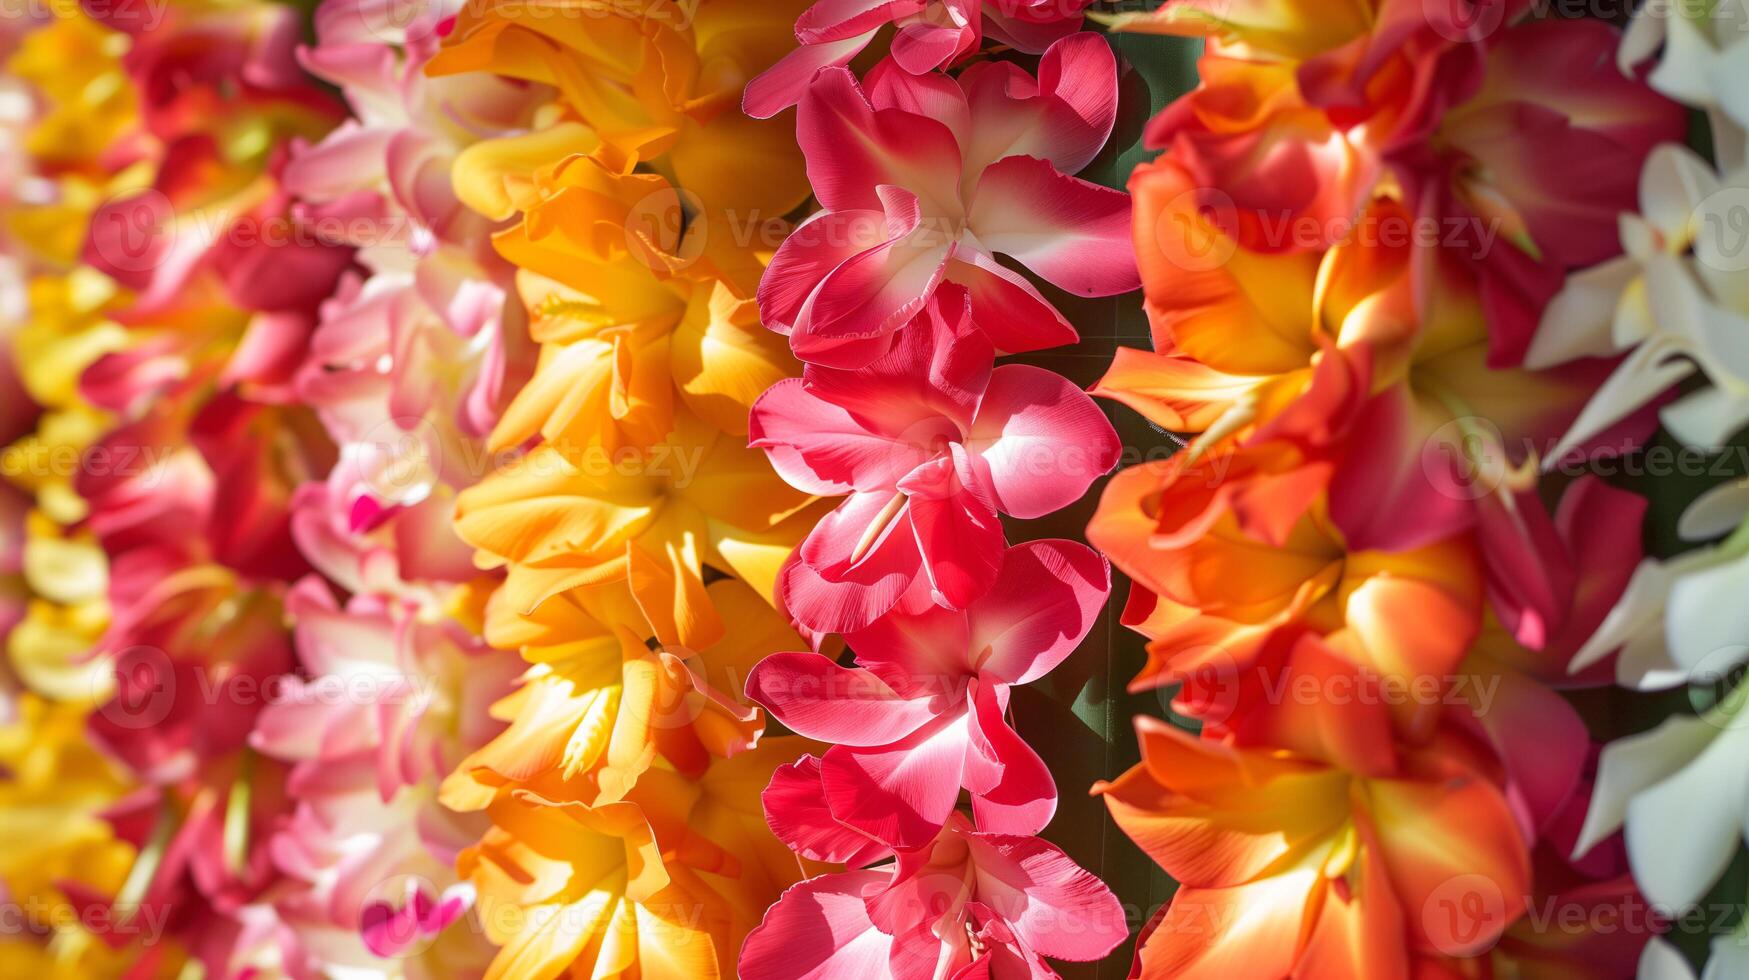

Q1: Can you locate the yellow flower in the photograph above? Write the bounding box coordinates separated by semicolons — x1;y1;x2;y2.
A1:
428;0;811;217
483;154;796;454
456;409;822;648
445;577;799;810
0;695;137;970
463;741;814;980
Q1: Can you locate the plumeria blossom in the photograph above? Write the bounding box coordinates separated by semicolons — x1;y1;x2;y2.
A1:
742;0;1096;118
1623;0;1749;169
750;285;1119;634
1097;717;1531;978
1528;144;1749;460
741;805;1126;980
749;540;1107;848
759;34;1137;367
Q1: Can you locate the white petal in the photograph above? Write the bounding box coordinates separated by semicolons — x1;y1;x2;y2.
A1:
1640;937;1698;980
1641;144;1722;242
1572;558;1678;675
1681;481;1749;542
1668;555;1749;676
1624;716;1749;911
1527;256;1637;369
1546;336;1696;467
1702;924;1749;980
1661;385;1749;448
1575;713;1718;861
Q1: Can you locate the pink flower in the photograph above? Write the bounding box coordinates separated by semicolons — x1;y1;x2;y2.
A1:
749;286;1119;633
758;34;1137;368
739;808;1126;979
749;540;1107;848
743;0;1096;119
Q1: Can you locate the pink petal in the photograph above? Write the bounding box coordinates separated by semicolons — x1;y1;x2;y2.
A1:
981;3;1092;54
796;0;922;42
742;31;878;120
1328;386;1477;553
964;832;1128;961
843;602;975;691
959;32;1117;175
797;68;963;214
762;756;894;866
750;378;934;495
759;208;891;333
740;870;898;980
944;250;1080;354
968;155;1138;297
967;364;1120;519
822;710;972;848
784;490;925;634
746;652;939;746
803;287;993;439
969;540;1109;684
900;446;1006;610
1477;480;1575;651
890;13;977;74
966;678;1057;837
865;57;971;141
790;189;955;369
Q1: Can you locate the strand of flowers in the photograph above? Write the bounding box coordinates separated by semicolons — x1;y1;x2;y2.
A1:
0;21;142;959
1084;1;1686;974
730;4;1144;974
0;6;167;974
54;2;363;972
1529;3;1749;975
415;1;857;976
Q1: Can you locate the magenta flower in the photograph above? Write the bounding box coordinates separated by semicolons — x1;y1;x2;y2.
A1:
743;0;1097;119
748;539;1108;849
739;805;1126;979
749;287;1119;633
757;34;1138;368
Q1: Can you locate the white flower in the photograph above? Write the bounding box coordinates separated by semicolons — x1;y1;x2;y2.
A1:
1624;0;1749;168
1576;683;1749;912
1529;144;1749;460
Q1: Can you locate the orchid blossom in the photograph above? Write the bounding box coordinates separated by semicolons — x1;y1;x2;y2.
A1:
759;34;1137;367
741;804;1126;979
742;0;1096;118
748;540;1107;848
750;285;1119;633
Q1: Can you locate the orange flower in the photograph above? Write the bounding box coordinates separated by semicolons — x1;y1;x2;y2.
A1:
1096;716;1531;978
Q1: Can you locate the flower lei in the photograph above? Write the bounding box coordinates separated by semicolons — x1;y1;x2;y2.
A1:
2;0;1742;977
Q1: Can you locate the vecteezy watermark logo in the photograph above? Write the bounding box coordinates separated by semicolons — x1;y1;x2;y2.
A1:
1423;416;1511;502
1423;874;1510;957
358;417;443;506
1694;185;1749;275
1424;0;1509;43
1160;645;1243;727
1687;645;1749;730
95;645;176;730
355;0;438;44
1151;187;1239;274
87;188;174;277
625;185;707;272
